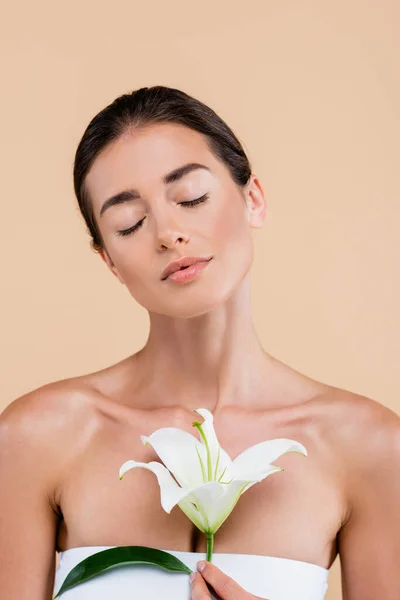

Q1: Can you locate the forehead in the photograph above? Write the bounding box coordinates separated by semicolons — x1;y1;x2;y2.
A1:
85;122;221;208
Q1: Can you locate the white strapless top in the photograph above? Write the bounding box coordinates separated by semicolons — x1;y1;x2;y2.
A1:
54;545;329;600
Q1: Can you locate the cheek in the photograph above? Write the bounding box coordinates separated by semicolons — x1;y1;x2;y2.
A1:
192;200;253;311
107;247;150;289
211;199;253;259
117;254;162;312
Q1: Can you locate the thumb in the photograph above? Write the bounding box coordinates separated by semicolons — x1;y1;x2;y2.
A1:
196;561;264;599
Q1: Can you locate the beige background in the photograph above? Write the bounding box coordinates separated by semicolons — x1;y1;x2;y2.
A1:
1;1;399;597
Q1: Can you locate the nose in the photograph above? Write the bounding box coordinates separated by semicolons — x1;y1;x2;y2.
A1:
157;229;189;251
155;205;189;251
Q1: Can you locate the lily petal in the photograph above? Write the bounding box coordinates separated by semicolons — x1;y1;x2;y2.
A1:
119;460;189;513
194;408;233;480
178;481;225;533
177;495;207;533
189;481;225;516
231;438;307;480
205;465;284;533
141;427;207;489
201;478;253;533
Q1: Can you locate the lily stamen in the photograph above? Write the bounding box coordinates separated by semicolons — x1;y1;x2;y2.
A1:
192;420;213;481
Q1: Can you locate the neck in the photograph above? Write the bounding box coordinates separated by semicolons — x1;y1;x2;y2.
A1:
134;273;276;413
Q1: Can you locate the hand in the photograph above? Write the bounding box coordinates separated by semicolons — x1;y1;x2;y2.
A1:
189;560;267;600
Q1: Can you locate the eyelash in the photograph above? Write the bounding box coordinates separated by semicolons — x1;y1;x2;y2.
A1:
116;194;209;237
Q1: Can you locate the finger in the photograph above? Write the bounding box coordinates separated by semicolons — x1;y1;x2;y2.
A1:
190;570;213;600
196;561;252;599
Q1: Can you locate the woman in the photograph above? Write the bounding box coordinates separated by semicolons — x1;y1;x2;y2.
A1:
1;86;399;600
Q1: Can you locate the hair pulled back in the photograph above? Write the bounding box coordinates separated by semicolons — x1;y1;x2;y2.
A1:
73;86;252;253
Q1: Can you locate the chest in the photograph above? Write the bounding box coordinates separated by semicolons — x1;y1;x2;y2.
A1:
56;406;343;569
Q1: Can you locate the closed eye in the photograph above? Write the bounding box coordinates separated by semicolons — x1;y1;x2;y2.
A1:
179;193;209;207
116;194;209;237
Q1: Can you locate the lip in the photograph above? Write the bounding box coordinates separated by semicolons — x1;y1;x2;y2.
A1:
161;255;213;281
166;260;212;284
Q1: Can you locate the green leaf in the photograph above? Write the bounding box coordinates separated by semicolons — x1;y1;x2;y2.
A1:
53;546;192;598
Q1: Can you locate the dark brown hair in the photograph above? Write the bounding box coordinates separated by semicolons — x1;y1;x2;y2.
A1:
73;86;252;253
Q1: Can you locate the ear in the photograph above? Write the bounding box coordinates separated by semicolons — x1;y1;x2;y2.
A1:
243;174;266;228
99;248;126;284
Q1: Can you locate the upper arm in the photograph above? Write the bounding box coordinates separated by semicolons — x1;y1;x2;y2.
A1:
338;398;400;599
0;387;65;599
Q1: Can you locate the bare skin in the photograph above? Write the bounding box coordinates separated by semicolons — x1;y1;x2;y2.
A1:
1;122;399;599
55;356;340;566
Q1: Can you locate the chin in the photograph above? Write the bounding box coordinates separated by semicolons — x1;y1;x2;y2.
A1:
142;273;250;319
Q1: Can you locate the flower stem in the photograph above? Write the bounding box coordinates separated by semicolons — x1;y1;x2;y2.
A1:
206;533;214;562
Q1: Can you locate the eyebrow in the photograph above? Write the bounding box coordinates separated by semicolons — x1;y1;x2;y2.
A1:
99;162;211;218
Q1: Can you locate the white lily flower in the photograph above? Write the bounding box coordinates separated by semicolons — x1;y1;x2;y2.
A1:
119;408;307;537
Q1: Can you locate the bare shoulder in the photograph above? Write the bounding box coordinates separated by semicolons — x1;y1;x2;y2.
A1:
1;376;102;435
0;377;104;494
329;387;399;439
318;390;400;595
0;379;109;598
314;386;400;471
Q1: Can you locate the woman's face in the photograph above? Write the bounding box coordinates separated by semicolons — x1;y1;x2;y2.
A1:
85;122;265;318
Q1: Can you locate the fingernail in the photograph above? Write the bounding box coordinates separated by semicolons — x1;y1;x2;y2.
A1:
189;571;196;583
197;560;206;572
